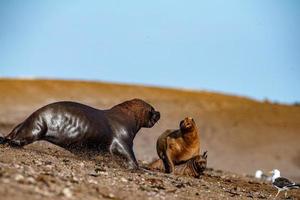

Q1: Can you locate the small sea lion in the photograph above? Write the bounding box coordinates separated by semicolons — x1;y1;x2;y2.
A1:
155;117;200;173
0;99;160;169
148;151;208;178
174;151;207;178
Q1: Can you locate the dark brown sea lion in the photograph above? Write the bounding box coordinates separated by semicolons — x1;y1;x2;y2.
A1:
0;99;160;169
155;117;200;173
148;151;208;178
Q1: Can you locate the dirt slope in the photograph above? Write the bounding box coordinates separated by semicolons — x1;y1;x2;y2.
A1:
0;78;300;199
1;144;300;200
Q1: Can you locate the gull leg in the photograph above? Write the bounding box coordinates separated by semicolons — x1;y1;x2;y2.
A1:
284;191;287;198
274;190;280;199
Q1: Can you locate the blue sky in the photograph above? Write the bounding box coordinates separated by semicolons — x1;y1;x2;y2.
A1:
0;1;299;103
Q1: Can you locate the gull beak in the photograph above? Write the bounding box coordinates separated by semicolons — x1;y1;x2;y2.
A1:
268;170;273;174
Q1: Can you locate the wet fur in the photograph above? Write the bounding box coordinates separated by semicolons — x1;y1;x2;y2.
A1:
0;99;160;169
156;117;200;173
148;151;208;178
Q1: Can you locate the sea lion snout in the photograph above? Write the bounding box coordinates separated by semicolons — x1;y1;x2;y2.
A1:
124;99;160;128
153;111;160;122
195;151;208;172
196;157;207;171
180;117;195;131
147;110;160;127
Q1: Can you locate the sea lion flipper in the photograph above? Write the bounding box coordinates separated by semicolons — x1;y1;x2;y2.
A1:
163;152;175;173
109;139;138;170
0;136;6;144
163;143;175;173
148;159;164;171
125;147;139;170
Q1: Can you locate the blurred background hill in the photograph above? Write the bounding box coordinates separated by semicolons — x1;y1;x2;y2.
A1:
1;78;299;181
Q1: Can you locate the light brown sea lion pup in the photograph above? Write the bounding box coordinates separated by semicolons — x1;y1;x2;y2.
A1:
148;151;208;178
151;117;200;173
174;151;207;178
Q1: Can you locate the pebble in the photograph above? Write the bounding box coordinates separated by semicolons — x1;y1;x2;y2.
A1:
121;177;128;183
79;162;85;168
33;160;43;166
88;179;98;184
14;174;24;182
44;161;52;165
34;187;52;197
108;193;115;198
89;171;108;177
12;164;21;169
24;166;35;175
27;177;36;184
99;171;109;176
71;176;79;183
62;188;73;198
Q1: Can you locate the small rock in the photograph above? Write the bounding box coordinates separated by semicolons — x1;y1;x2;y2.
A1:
79;162;85;168
175;183;185;188
13;164;21;169
71;176;79;183
95;167;106;173
233;186;241;192
34;187;52;197
140;160;149;165
258;193;267;199
44;161;52;165
14;174;24;182
24;166;35;175
121;177;128;183
89;170;108;177
63;159;70;164
27;177;36;184
88;179;98;184
62;188;73;198
33;160;42;166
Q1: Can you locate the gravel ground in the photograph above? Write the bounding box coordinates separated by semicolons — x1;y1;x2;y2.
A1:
0;143;299;200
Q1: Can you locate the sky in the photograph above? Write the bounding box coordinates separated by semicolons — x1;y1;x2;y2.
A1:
0;0;299;104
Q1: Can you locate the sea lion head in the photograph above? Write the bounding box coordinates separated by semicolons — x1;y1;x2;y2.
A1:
117;98;160;128
193;151;207;173
179;117;196;132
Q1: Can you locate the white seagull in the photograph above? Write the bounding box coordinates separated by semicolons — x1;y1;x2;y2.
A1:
270;169;300;198
255;170;272;182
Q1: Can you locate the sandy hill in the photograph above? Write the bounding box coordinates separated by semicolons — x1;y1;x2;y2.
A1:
0;78;299;182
